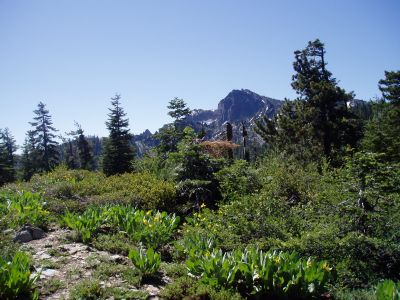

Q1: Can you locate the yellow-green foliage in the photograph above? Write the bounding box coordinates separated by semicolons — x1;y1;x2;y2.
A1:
0;251;39;300
186;246;333;299
376;280;400;300
5;166;176;211
0;191;49;229
64;205;180;249
128;247;161;277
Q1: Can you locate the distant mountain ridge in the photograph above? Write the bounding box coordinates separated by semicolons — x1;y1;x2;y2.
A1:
134;89;284;155
186;89;282;126
134;89;370;156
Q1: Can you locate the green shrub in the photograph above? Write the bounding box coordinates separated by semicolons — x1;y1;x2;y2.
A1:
92;232;137;255
128;247;161;278
68;279;104;300
215;159;261;202
0;251;39;300
5;167;177;212
160;276;244;300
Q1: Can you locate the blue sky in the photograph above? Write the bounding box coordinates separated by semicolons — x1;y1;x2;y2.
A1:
1;0;399;147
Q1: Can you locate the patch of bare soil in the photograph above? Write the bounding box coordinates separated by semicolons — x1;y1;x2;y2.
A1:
21;227;167;300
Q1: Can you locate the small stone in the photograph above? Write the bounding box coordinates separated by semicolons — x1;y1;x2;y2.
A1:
14;230;33;243
39;268;60;279
110;254;125;264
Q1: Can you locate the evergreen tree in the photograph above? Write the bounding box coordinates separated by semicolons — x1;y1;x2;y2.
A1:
21;130;39;181
0;128;17;185
167;97;192;126
156;98;192;155
29;102;59;172
102;94;134;176
363;71;400;162
256;39;361;164
76;124;94;170
65;122;94;170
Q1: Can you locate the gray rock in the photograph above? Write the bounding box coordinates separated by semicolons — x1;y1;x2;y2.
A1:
110;254;125;264
29;226;45;240
14;230;33;243
36;268;60;279
14;225;46;243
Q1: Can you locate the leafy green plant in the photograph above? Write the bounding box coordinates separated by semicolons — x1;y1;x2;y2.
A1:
0;191;49;229
0;251;39;300
176;231;217;258
63;206;104;242
128;247;161;278
376;280;400;300
63;205;180;248
186;247;333;299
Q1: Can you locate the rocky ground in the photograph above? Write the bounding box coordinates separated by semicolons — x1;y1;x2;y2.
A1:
20;227;168;300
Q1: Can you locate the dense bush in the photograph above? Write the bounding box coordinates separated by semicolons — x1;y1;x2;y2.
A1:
178;152;400;290
4;166;177;212
215;159;261;202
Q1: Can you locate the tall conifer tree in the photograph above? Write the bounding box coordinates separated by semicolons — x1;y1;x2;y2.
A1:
256;39;361;164
29;102;59;172
0;128;17;185
102;94;134;176
363;71;400;162
21;130;39;180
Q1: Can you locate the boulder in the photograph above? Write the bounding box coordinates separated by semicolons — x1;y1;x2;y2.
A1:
14;230;33;243
29;226;45;239
13;225;45;243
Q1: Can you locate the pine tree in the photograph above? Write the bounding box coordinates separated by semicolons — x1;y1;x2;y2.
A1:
29;102;59;172
21;130;38;181
167;97;192;126
363;71;400;162
0;128;17;185
155;98;192;155
73;122;94;170
256;39;361;164
102;94;134;176
64;122;94;170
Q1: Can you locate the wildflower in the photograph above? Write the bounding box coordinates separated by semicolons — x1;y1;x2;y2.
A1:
200;203;206;208
322;262;332;272
143;219;148;225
